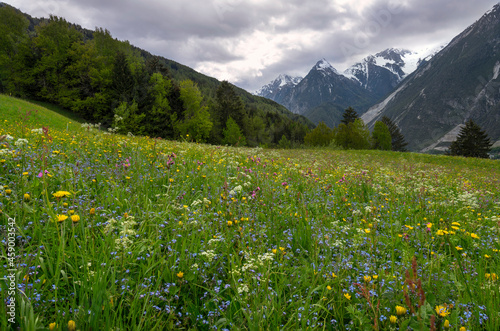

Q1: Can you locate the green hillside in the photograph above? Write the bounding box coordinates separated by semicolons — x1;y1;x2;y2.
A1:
0;3;313;148
0;94;83;132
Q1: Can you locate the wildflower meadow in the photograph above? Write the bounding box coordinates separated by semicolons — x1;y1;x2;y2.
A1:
1;96;499;330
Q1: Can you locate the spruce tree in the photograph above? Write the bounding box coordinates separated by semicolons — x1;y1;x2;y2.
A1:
448;119;492;158
340;107;358;125
381;116;408;152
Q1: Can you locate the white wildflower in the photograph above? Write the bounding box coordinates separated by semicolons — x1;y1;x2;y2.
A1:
200;250;216;262
15;138;28;147
258;253;274;263
237;283;249;294
229;185;243;195
191;199;203;207
352;209;362;216
208;238;222;245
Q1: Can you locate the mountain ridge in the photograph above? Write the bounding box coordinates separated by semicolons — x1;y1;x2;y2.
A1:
256;46;445;128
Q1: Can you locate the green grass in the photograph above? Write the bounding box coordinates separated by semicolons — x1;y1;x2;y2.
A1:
0;94;83;133
0;95;499;330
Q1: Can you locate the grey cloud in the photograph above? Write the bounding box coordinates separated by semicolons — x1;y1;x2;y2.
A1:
7;0;499;92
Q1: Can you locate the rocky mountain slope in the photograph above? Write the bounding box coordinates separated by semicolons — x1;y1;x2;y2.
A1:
362;4;500;152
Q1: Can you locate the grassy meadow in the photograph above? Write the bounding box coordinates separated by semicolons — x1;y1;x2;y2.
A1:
0;94;499;330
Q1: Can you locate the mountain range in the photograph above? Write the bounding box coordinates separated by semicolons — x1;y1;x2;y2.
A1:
256;4;500;152
256;46;444;129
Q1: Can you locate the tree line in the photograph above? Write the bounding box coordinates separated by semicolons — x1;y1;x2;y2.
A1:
303;107;408;152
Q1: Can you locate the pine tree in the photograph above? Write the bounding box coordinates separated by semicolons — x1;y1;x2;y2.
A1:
448;119;492;158
381;116;408;152
340;107;358;125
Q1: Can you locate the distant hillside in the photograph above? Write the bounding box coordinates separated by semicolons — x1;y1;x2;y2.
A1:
0;2;313;147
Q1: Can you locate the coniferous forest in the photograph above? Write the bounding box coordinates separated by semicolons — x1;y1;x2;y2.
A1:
0;4;312;147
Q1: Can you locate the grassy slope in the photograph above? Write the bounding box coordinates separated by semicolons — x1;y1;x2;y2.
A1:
0;94;84;132
0;95;499;330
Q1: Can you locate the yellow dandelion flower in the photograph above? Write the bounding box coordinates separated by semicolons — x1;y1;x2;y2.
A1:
459;327;466;331
177;271;184;278
90;208;95;215
52;191;71;198
390;315;397;324
470;233;479;239
444;319;450;328
23;193;30;201
436;230;445;236
49;322;57;331
5;189;11;194
227;220;233;226
364;275;372;282
332;272;337;278
344;293;351;300
395;305;407;315
455;246;463;251
435;304;450;317
327;285;332;290
56;215;68;222
71;215;80;223
68;320;76;331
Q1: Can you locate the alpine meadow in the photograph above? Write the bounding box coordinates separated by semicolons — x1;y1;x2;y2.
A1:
1;95;499;330
1;1;500;331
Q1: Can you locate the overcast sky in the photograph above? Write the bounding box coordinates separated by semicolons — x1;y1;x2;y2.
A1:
6;0;499;92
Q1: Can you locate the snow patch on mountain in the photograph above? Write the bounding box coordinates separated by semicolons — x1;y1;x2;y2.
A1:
314;58;339;76
343;45;447;84
255;74;302;96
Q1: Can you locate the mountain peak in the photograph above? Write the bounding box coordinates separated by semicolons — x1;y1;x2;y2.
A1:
313;58;339;75
255;73;302;98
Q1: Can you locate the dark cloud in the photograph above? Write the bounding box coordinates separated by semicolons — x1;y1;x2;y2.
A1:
7;0;499;92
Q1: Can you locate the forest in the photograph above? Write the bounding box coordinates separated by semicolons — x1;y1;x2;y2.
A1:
0;4;312;147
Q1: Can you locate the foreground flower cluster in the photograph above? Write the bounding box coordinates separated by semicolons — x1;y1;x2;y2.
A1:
0;116;499;330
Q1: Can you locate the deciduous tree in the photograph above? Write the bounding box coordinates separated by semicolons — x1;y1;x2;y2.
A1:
371;121;392;151
380;116;408;152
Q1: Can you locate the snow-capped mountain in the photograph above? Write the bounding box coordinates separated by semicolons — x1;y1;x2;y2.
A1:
255;74;302;102
255;46;446;128
269;59;379;127
313;58;340;76
343;46;446;97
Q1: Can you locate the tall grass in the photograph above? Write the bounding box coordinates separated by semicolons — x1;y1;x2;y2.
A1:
0;95;499;330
